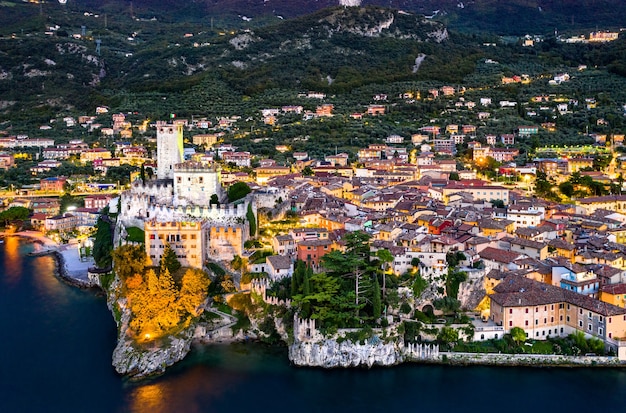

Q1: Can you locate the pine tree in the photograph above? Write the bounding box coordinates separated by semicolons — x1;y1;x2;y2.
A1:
160;243;181;275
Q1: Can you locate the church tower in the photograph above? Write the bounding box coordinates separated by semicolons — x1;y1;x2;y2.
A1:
156;122;184;180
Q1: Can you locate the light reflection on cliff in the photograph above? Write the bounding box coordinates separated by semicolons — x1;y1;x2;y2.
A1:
128;366;243;413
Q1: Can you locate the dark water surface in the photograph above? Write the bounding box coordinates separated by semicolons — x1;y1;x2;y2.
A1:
2;236;626;413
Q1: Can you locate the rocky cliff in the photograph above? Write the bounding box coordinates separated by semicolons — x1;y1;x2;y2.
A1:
112;327;194;380
104;275;195;380
289;338;404;368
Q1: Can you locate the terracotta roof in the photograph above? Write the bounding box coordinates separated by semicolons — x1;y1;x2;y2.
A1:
491;274;626;316
599;283;626;295
509;237;546;250
479;247;523;264
267;255;292;270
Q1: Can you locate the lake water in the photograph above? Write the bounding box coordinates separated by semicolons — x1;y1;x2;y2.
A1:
2;236;626;413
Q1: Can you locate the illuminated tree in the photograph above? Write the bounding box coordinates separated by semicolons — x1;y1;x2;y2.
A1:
160;243;181;274
178;268;210;316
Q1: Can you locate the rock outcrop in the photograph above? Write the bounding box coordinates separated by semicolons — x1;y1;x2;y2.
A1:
112;328;194;380
105;275;196;380
289;339;404;368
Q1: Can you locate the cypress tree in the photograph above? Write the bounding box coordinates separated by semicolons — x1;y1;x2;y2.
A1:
372;275;382;321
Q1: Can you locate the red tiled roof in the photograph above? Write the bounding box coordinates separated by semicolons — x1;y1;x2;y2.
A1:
479;247;523;264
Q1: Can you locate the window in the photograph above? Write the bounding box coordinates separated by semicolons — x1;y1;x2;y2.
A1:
509;309;513;314
588;311;592;319
551;317;554;323
599;328;603;336
525;308;529;314
599;316;603;322
544;306;547;311
544;318;547;324
509;321;513;327
579;320;583;327
535;320;538;325
588;324;592;332
525;320;529;326
566;316;570;322
579;309;583;315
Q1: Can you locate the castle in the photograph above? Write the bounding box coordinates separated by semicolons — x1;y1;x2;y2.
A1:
116;122;254;266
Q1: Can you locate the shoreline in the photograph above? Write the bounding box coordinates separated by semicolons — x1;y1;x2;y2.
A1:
11;232;100;289
10;234;625;373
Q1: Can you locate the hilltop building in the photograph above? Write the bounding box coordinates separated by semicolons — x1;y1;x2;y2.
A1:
116;122;255;266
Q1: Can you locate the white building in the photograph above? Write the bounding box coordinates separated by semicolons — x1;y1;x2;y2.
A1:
156;122;184;179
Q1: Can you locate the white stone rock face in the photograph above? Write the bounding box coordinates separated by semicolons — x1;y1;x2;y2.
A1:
289;339;403;368
112;331;194;379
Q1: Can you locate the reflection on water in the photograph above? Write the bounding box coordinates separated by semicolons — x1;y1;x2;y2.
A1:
32;254;64;298
128;365;244;413
3;236;23;285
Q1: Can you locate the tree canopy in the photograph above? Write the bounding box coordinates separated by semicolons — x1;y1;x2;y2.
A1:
113;244;210;341
227;182;251;203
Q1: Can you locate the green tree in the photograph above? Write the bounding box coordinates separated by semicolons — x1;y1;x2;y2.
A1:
227;182;251;203
412;273;428;297
0;206;30;226
231;255;244;271
160;243;181;275
437;326;459;345
210;194;220;206
371;274;382;320
559;181;574;198
445;268;467;299
302;166;314;176
510;326;526;344
376;249;393;298
247;203;256;237
93;216;114;269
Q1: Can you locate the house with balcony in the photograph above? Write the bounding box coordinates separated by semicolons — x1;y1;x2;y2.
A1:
552;264;600;298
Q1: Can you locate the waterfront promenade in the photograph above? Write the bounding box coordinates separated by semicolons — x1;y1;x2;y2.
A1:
13;231;96;286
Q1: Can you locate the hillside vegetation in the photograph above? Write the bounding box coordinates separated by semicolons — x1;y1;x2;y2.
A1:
0;2;625;129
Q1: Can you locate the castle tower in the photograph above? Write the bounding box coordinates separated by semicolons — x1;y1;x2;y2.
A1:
173;161;223;206
157;122;184;180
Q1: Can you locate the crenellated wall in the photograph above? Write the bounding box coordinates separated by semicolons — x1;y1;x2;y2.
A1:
251;278;292;307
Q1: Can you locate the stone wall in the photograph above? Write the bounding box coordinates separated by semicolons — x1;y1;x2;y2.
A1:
439;352;624;367
289;339;404;368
